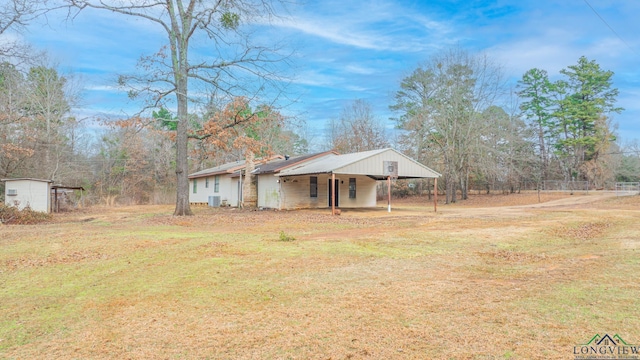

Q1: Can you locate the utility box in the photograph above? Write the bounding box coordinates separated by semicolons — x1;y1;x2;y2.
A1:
208;196;221;207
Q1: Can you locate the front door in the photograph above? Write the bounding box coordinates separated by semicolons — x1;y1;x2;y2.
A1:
328;179;339;207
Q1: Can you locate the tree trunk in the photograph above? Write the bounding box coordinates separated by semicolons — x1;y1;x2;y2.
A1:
173;62;193;216
446;173;457;204
451;179;457;203
537;122;547;181
461;172;468;200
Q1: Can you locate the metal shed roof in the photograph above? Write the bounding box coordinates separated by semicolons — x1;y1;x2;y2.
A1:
1;178;53;183
278;148;440;179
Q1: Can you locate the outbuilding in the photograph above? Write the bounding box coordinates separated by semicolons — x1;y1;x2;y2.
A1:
2;178;53;213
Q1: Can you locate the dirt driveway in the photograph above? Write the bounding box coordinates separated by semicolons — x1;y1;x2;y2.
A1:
443;191;619;218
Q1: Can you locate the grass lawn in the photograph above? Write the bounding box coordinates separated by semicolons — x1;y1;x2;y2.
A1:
1;193;639;359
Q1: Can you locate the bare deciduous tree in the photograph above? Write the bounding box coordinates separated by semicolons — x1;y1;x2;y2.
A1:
0;60;83;183
93;122;154;205
64;0;291;216
0;0;56;61
327;99;388;153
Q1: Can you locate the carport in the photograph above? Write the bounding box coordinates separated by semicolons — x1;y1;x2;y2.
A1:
273;148;441;214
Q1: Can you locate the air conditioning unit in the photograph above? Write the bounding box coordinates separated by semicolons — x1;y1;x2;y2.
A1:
7;189;17;196
208;196;221;207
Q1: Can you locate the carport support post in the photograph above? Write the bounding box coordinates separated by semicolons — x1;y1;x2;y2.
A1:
331;172;336;215
239;170;243;207
387;176;391;213
434;178;438;213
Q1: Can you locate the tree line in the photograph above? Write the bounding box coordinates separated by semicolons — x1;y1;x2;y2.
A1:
390;48;635;203
1;1;638;210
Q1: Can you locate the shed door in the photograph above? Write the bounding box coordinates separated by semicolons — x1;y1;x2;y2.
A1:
328;179;339;207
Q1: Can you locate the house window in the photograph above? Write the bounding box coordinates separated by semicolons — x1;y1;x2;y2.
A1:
214;175;220;193
193;179;197;194
349;178;356;198
205;177;209;188
310;176;317;198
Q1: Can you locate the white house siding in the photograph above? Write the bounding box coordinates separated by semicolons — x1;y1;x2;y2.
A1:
190;177;204;203
257;174;280;209
278;174;376;209
218;176;235;206
189;174;236;206
4;179;51;212
189;177;209;203
279;175;320;209
339;175;377;208
230;178;240;207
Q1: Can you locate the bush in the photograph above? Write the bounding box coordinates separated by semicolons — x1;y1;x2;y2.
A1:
0;204;52;225
278;231;295;242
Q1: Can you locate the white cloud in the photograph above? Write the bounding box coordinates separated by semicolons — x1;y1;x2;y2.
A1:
344;64;376;75
274;16;390;51
292;70;342;87
344;85;369;92
270;0;453;53
85;85;121;92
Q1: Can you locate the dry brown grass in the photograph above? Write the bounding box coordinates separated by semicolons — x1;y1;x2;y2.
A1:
1;192;639;359
393;190;576;208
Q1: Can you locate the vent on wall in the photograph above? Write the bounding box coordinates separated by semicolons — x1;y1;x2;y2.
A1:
7;189;17;196
208;196;221;207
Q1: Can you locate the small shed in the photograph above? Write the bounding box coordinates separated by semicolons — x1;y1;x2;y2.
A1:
2;178;53;213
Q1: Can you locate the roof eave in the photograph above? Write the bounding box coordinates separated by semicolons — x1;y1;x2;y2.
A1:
1;178;54;183
188;170;228;179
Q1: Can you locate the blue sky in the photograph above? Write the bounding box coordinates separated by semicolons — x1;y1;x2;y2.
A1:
11;0;640;144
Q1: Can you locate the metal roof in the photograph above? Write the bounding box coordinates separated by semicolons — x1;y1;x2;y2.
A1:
188;155;285;179
51;185;85;191
189;149;440;180
1;178;53;183
277;148;441;179
188;160;246;179
252;151;336;175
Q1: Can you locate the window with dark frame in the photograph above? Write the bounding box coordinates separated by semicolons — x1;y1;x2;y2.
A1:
349;178;356;198
310;176;318;198
205;177;209;188
214;175;220;192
